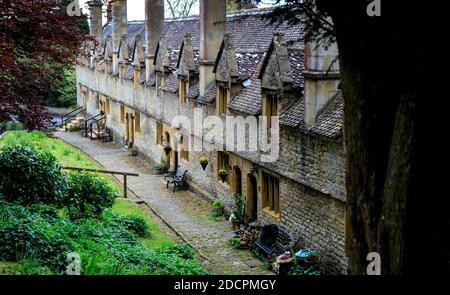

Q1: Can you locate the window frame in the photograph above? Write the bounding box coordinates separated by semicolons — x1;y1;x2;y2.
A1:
262;171;280;219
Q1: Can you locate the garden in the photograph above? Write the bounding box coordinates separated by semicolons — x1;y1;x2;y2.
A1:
0;131;208;275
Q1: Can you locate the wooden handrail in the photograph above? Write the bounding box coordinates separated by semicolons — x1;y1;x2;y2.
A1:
62;166;139;198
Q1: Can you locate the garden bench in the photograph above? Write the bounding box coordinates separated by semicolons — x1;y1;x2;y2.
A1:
165;166;188;192
255;224;293;256
99;127;113;142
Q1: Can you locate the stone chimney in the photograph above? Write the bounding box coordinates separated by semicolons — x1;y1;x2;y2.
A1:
87;1;103;37
145;0;165;81
112;0;128;73
304;40;340;128
199;0;226;96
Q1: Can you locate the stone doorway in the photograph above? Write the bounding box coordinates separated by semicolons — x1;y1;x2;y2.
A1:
125;113;135;148
246;174;258;223
234;166;242;196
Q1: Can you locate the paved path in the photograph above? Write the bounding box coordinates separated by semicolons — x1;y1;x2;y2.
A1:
55;131;271;275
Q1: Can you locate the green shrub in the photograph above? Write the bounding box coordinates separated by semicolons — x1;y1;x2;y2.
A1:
104;211;150;238
0;201;208;275
0;203;72;273
212;199;222;208
165;244;195;260
66;172;118;220
0;145;68;206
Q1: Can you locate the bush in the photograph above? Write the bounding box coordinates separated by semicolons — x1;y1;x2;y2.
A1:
165;244;195;260
104;210;151;238
0;202;73;273
66;172;118;220
0;145;68;206
0;201;208;275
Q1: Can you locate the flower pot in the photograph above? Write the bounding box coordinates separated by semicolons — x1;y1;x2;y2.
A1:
219;173;228;183
200;161;208;170
231;219;242;230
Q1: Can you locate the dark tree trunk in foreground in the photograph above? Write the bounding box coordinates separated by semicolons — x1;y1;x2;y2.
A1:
316;1;448;274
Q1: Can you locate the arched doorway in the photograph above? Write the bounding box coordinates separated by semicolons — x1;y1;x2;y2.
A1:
246;174;258;222
164;132;173;169
234;166;242;196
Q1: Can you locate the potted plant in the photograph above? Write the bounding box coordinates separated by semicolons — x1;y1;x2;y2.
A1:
229;194;244;229
211;199;224;216
199;156;209;170
218;167;228;183
164;144;171;155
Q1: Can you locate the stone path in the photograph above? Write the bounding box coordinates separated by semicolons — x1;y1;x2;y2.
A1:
55;131;271;275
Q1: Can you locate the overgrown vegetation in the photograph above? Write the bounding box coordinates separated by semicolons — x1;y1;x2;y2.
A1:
0;201;207;275
0;131;208;275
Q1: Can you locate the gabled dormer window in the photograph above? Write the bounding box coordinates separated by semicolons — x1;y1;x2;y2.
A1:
179;78;188;105
217;84;228;115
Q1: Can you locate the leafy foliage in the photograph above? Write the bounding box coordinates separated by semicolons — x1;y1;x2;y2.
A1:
66;172;118;220
104;210;151;238
232;194;244;220
46;67;77;108
0;201;208;275
0;145;68;206
164;244;195;260
0;0;89;130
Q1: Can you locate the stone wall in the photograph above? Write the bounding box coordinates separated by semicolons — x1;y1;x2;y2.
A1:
76;64;348;274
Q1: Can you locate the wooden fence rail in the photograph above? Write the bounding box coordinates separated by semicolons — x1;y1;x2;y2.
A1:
62;166;139;198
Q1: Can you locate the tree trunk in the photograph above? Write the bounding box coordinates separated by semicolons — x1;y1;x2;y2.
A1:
317;0;448;274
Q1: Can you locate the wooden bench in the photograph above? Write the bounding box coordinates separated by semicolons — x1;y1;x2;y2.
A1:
255;224;292;256
165;166;188;192
99;127;113;142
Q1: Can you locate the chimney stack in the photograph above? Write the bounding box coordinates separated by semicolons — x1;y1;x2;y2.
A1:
145;0;165;81
112;0;128;72
304;40;340;128
87;1;103;37
199;0;226;96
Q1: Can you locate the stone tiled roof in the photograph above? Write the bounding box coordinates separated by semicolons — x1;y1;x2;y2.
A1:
228;79;262;115
162;73;179;93
288;48;305;90
310;92;344;139
279;97;305;128
122;64;134;80
186;77;200;100
100;7;303;56
279;92;344;139
138;70;146;84
236;52;264;81
196;83;217;103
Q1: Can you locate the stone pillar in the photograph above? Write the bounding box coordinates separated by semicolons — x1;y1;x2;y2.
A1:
199;0;226;96
145;0;165;81
304;40;340;128
87;1;103;37
112;0;128;72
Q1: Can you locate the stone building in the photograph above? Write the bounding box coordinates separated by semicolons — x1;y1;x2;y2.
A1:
77;0;347;274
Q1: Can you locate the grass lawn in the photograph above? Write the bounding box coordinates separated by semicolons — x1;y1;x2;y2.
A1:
0;131;175;251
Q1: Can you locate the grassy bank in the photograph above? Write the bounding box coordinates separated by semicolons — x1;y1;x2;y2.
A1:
0;131;205;275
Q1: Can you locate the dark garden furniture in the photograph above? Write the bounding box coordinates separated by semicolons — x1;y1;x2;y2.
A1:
255;224;293;256
165;166;188;192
